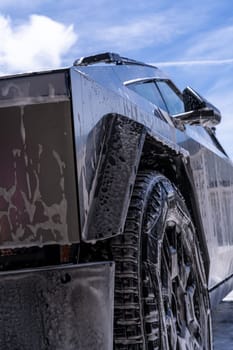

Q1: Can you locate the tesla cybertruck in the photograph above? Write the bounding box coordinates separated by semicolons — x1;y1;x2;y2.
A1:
0;52;232;349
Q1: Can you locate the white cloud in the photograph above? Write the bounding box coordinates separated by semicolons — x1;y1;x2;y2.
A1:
186;26;233;60
0;0;47;10
88;6;198;53
151;25;233;69
95;16;176;50
0;14;77;74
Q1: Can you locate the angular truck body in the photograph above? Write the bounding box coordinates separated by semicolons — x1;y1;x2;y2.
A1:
0;53;233;349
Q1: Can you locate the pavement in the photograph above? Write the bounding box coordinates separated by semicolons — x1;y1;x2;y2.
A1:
212;301;233;349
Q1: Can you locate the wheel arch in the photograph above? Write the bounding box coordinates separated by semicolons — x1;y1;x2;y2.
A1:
82;113;210;278
139;133;210;278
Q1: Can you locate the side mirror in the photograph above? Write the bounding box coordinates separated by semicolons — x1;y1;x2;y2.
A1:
174;86;221;127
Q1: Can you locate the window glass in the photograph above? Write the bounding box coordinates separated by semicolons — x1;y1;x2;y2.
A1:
156;81;184;115
127;81;168;112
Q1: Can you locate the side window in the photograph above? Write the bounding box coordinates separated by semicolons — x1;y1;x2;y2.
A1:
156;81;184;115
127;79;184;116
127;81;168;112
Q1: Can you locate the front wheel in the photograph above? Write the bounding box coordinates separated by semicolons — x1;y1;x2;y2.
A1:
111;171;212;349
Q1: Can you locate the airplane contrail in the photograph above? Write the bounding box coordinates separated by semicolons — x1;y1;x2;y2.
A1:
151;59;233;67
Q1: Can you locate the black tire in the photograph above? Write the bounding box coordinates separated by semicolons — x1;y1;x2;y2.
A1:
111;171;212;350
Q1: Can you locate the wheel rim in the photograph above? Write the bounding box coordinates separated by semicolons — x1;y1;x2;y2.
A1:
92;172;213;350
158;189;211;349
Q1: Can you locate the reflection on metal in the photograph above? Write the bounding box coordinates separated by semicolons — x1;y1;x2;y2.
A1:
81;114;147;241
0;54;233;315
73;51;155;68
188;145;233;298
174;108;221;128
0;262;114;350
70;61;233;303
70;67;188;243
182;86;222;126
0;71;79;248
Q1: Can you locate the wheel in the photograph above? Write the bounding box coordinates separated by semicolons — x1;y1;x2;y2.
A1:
111;171;212;350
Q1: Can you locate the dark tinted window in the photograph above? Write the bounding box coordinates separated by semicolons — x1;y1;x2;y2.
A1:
127;80;184;115
156;81;184;115
128;81;168;112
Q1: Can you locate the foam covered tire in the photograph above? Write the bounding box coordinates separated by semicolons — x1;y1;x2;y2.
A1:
111;171;212;349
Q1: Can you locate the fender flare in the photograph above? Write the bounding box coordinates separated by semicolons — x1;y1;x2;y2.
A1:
81;113;147;241
81;113;210;278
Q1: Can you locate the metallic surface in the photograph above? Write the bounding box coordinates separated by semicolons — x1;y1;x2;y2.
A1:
110;171;212;349
0;71;80;247
70;67;187;242
80;114;147;241
70;62;233;302
1;57;233;306
0;261;114;350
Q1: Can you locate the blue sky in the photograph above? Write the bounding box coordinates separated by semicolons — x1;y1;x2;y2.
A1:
0;0;233;158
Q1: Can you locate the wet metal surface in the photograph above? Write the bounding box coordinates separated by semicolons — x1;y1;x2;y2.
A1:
1;59;233;310
71;64;233;303
0;262;114;350
0;71;79;248
70;67;188;244
80;114;147;241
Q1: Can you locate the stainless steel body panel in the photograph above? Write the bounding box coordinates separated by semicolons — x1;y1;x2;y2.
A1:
0;261;114;350
188;143;233;292
0;59;233;304
71;64;233;301
70;67;187;241
0;71;80;248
